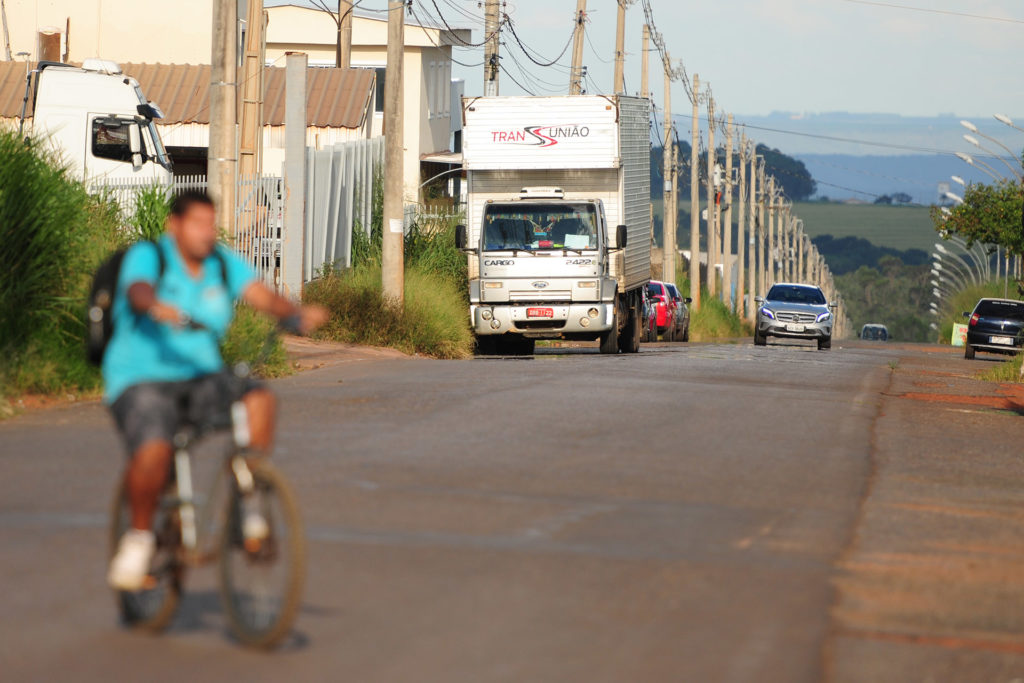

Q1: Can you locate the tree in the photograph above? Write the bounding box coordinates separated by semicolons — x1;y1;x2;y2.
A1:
893;192;913;204
874;194;892;205
755;144;816;200
929;179;1024;255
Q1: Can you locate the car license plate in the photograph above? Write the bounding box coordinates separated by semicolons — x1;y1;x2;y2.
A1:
786;323;805;332
990;335;1014;346
526;307;554;318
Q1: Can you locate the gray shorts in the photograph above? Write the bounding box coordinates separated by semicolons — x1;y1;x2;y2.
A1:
109;370;264;455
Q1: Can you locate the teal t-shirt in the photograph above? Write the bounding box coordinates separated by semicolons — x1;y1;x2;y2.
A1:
102;235;257;403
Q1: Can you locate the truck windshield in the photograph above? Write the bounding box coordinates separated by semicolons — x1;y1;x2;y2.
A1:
482;203;599;251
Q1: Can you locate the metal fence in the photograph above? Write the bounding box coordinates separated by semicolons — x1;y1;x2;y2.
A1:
90;136;384;290
304;137;384;280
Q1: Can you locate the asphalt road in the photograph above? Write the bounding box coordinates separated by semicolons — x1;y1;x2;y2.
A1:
3;338;1024;681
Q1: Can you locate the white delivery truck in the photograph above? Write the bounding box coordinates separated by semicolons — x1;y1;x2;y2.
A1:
18;59;172;184
456;94;652;354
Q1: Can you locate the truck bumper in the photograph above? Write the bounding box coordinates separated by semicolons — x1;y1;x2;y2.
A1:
471;303;615;337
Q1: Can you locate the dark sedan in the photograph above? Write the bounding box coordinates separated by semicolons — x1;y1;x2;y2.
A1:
963;298;1024;359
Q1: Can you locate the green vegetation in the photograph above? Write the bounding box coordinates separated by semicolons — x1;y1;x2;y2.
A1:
0;130;120;402
793;201;936;252
929;179;1023;256
221;305;291;378
812;234;928;275
651;143;815;201
688;295;752;341
313;191;472;359
305;264;472;359
980;353;1023;383
834;256;931;342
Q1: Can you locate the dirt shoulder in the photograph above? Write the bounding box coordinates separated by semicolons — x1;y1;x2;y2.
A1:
826;343;1024;681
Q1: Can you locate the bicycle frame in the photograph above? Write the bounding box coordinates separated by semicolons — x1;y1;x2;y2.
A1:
169;401;256;566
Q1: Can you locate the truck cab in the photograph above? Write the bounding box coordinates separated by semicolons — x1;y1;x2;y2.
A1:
24;59;172;185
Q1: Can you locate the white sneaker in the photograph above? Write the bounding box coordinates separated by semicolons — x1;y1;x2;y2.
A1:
108;529;155;591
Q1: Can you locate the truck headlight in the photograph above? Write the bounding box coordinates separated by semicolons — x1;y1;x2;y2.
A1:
816;311;831;322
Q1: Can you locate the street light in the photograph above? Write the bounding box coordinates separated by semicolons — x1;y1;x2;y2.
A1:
955;151;1005;183
995;113;1024;135
944;190;964;205
961;118;1023;179
951;175;966;187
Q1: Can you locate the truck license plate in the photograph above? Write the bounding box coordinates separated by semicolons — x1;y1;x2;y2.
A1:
991;335;1014;346
526;307;554;318
786;323;805;332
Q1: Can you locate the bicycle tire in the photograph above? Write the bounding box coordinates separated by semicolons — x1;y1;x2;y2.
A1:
218;461;305;649
108;476;183;632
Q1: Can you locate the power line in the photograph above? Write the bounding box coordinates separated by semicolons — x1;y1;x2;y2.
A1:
836;0;1024;25
504;15;575;68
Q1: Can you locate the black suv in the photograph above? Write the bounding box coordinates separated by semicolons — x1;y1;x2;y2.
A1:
963;298;1024;359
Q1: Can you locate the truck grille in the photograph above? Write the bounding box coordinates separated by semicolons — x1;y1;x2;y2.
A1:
509;290;572;302
776;311;818;324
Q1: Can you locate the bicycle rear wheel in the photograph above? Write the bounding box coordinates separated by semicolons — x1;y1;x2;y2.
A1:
109;476;183;632
219;461;305;649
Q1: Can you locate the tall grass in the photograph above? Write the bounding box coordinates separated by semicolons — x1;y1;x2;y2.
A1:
0;130;122;398
304;263;472;359
125;183;171;241
688;293;752;341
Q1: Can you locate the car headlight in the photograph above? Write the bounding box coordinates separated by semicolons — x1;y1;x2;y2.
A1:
816;311;832;323
760;307;775;320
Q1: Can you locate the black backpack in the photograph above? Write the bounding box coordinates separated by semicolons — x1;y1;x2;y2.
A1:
86;241;227;366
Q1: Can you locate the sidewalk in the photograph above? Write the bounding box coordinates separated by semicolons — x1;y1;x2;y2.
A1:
827;344;1024;681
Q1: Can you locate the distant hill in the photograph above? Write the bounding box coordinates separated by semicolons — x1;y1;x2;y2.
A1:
793;202;936;253
796;154;995;204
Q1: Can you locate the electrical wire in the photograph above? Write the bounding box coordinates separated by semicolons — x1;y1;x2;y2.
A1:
836;0;1024;25
504;16;575;67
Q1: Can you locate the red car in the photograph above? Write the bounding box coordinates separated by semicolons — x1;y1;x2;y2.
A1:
646;281;678;341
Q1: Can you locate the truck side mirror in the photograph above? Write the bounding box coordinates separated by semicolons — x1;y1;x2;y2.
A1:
455;224;468;250
128;123;143;168
616;224;627;249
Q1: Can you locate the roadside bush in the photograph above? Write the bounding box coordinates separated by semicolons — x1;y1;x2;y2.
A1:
125;183;171;241
688;294;752;341
304;263;472;359
221;305;291;378
0;130;121;398
936;280;1005;344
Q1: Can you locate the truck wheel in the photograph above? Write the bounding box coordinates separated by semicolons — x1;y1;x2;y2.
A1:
599;321;619;354
964;344;976;360
517;338;536;356
475;336;498;355
618;310;640;354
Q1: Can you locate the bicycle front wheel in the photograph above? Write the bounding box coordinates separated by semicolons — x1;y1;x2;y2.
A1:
219;461;306;649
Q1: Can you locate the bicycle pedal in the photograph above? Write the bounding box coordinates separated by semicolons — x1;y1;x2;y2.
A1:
243;537;263;554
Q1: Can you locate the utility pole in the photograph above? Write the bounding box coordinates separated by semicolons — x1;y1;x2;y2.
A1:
688;74;700;308
209;0;238;236
736;133;746;317
483;0;500;96
705;96;716;296
382;0;405;304
281;52;307;297
662;51;675;284
1;0;12;61
239;0;267;179
640;24;649;99
748;151;758;316
722;114;734;307
613;0;627;95
767;177;776;289
569;0;587;95
757;165;767;297
338;1;353;68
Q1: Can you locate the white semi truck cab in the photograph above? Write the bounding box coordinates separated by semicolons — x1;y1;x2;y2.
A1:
457;95;652;355
21;59;172;184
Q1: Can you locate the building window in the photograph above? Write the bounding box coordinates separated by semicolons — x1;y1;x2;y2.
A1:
375;67;386;114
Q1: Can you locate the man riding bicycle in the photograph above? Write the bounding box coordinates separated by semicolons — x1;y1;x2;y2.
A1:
105;191;327;591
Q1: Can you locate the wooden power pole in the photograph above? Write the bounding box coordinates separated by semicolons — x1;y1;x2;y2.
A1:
613;0;627;94
736;132;746;317
239;0;267;179
662;52;675;284
338;1;353;69
722;114;734;307
209;0;237;237
640;24;649;99
688;73;700;308
483;0;500;96
705;96;716;297
382;0;405;304
569;0;587;95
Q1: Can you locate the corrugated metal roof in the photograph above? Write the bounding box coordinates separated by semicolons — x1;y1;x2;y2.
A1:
0;61;375;130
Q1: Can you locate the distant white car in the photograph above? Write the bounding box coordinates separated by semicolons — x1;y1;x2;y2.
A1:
860;324;889;341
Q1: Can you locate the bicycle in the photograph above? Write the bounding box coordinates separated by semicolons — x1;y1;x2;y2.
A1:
108;327;305;649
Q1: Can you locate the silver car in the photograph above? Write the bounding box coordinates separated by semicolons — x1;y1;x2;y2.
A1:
754;283;836;350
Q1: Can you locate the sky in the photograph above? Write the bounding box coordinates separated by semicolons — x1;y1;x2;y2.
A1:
276;0;1024;118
